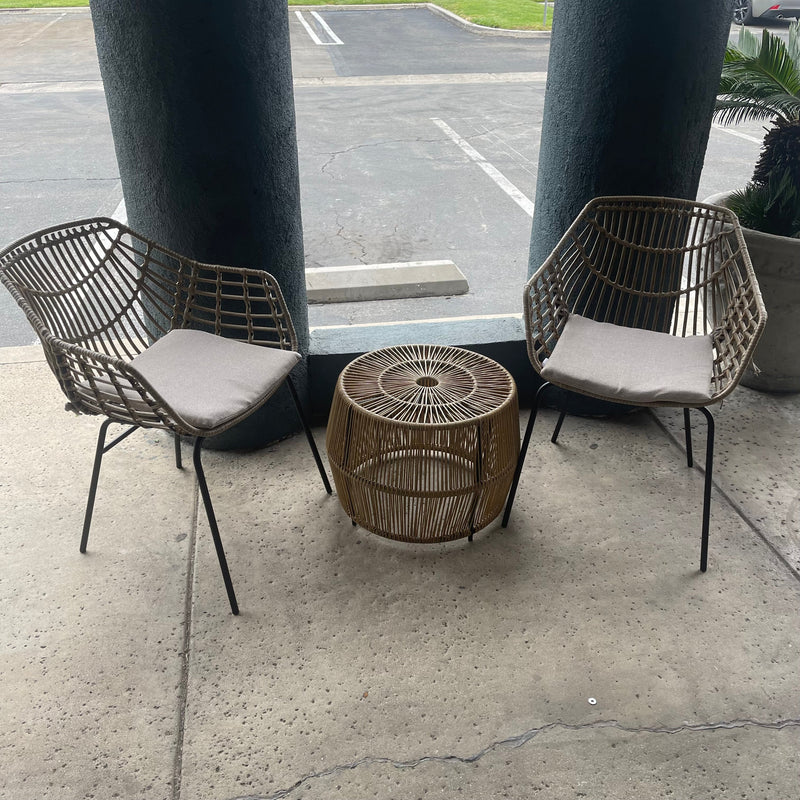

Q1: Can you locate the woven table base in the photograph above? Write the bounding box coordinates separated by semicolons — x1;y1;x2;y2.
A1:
326;344;519;543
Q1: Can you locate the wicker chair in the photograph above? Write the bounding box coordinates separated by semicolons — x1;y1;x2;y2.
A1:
0;218;331;614
503;196;767;571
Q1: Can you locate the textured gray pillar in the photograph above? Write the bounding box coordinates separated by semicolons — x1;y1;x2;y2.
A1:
90;0;307;449
529;0;734;273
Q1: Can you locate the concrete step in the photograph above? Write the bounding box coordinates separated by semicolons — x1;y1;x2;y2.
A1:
305;259;468;303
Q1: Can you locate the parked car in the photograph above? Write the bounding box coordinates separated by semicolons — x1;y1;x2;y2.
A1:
734;0;800;24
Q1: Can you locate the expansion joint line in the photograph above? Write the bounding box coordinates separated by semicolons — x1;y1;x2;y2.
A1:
172;461;201;800
648;409;800;583
229;717;800;800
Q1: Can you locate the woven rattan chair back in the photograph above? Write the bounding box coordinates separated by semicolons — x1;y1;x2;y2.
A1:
0;217;297;433
526;196;766;405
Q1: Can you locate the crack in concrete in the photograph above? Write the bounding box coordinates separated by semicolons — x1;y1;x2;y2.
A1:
227;717;800;800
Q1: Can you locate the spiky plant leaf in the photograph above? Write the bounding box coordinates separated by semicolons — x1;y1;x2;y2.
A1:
752;119;800;186
788;17;800;68
716;23;800;126
728;170;800;238
715;98;788;126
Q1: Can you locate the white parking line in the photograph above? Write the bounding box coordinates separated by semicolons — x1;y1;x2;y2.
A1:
431;117;535;217
294;10;343;46
711;123;762;145
295;11;324;45
311;11;344;45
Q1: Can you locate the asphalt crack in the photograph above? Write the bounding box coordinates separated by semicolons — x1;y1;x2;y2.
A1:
227;717;800;800
320;140;406;175
318;134;448;176
333;213;369;264
316;122;516;177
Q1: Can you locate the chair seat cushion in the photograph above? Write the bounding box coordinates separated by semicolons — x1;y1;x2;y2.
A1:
130;329;301;431
539;314;713;405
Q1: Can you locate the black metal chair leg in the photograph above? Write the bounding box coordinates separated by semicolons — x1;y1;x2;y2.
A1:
286;375;332;494
551;410;567;444
80;418;115;553
683;408;694;468
174;433;183;470
502;381;551;528
698;407;715;573
193;437;239;615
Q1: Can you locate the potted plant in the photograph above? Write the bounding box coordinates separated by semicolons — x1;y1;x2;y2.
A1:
709;22;800;391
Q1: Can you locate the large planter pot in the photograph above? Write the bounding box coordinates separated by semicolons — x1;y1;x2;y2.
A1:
705;191;800;392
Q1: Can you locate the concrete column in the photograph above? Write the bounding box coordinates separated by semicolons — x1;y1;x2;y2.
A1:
529;0;734;272
90;0;307;448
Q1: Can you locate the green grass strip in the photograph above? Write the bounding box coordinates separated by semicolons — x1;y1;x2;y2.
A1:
0;0;87;6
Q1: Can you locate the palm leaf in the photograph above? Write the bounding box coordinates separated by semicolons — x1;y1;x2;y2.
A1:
717;26;800;125
715;99;783;125
788;20;800;70
727;25;763;60
716;91;800;123
755;27;800;96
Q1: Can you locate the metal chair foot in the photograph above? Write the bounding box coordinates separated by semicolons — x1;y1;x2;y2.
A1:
174;432;183;470
80;419;115;553
193;437;239;615
80;421;139;552
287;375;332;494
551;410;567;443
698;407;715;572
683;408;694;468
503;382;551;527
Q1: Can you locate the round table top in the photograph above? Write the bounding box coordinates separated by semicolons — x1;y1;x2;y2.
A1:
337;344;516;425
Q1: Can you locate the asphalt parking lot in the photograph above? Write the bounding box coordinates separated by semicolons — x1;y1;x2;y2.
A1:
0;7;781;345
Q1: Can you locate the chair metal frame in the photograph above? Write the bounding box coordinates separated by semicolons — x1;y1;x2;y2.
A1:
502;196;767;571
0;217;331;614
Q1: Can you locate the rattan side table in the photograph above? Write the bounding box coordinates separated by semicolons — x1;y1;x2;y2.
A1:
326;344;519;543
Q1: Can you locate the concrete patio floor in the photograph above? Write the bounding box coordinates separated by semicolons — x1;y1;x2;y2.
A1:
1;343;798;799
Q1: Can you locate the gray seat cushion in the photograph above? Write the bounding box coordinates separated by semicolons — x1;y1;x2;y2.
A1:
539;314;713;405
130;329;301;431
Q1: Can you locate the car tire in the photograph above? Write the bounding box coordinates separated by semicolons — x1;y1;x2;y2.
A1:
733;0;754;25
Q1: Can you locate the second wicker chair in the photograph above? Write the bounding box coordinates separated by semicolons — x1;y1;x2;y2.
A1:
503;196;767;571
